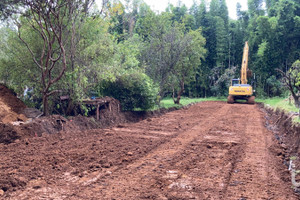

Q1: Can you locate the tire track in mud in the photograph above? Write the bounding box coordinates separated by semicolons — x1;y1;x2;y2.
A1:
6;102;223;199
223;104;298;200
73;103;231;199
156;103;247;199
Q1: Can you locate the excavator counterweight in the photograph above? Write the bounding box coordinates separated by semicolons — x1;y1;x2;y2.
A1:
227;42;255;104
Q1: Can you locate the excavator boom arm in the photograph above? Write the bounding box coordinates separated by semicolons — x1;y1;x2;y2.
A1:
241;41;249;84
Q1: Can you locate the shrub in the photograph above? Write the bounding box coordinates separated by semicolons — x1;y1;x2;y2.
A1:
101;71;158;110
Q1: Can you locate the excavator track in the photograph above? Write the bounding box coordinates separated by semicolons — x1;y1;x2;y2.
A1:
227;95;234;104
247;96;255;104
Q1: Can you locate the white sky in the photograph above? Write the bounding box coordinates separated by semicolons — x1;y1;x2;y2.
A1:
143;0;248;19
95;0;248;19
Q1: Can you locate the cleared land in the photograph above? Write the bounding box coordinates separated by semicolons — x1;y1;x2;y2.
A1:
0;97;298;199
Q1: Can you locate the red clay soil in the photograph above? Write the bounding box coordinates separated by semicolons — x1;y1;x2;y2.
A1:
0;84;27;144
263;105;300;190
0;84;26;114
0;101;298;199
0;84;27;124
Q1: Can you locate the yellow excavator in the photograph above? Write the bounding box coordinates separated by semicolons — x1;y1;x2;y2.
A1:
227;41;255;104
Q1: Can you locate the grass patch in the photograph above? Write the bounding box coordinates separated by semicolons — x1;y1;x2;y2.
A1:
157;97;226;110
257;97;300;123
257;97;298;112
134;97;225;111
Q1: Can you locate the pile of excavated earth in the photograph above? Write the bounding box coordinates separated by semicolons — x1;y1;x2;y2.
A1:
0;84;149;144
0;83;300;199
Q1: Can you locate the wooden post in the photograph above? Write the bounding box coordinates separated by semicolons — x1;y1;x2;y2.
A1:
96;104;100;120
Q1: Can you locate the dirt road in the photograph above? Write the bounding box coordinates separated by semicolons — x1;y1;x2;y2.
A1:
0;101;297;199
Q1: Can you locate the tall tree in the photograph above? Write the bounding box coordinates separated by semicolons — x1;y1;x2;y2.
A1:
170;4;188;23
219;0;229;30
171;28;206;104
16;0;94;116
215;16;227;68
277;60;300;108
248;0;265;17
209;0;219;17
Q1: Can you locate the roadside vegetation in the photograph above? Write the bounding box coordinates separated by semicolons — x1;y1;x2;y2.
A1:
158;97;226;110
0;0;300;116
257;98;298;113
257;97;300;123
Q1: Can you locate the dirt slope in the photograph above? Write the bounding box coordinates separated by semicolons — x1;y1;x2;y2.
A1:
0;101;297;199
0;84;27;124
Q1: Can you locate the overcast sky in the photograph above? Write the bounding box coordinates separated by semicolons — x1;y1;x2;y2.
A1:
143;0;248;19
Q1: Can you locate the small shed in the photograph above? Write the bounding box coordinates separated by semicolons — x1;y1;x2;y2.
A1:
82;97;120;120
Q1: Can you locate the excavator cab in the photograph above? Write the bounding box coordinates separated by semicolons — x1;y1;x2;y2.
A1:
231;79;240;86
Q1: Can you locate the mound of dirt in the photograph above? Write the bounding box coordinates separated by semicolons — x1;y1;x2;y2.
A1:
0;94;183;144
0;123;19;144
0;84;26;114
23;108;42;118
0;84;28;143
13;98;138;139
0;84;27;124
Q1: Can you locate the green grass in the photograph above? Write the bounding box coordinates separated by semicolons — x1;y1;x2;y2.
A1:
133;96;226;111
256;97;298;112
157;97;226;110
257;97;300;123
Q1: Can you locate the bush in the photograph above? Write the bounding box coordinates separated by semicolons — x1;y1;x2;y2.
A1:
266;75;284;97
101;71;158;110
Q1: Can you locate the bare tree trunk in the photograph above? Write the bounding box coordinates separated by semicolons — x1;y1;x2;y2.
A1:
172;87;175;103
43;94;49;116
66;99;74;115
174;78;185;104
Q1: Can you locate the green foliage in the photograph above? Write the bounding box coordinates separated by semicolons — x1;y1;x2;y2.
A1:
266;75;283;97
0;0;22;19
142;16;207;103
215;16;227;66
0;23;43;99
115;34;143;70
293;60;300;87
211;66;237;97
101;71;158;110
255;86;267;98
248;0;265;17
257;41;268;57
134;4;156;41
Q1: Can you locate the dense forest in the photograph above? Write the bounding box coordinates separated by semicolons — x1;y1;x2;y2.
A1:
0;0;300;115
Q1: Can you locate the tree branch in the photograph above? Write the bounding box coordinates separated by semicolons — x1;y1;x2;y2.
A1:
17;26;43;69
